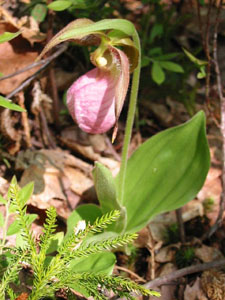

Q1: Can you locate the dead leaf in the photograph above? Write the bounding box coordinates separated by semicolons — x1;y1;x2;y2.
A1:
197;167;222;224
184;277;208;300
195;244;224;262
155;263;177;300
155;244;180;263
0;7;46;45
0;26;39;95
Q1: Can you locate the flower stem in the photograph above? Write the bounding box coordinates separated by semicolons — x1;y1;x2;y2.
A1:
117;30;141;206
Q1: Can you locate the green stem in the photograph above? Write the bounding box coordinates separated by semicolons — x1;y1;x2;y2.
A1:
118;30;141;206
0;202;10;255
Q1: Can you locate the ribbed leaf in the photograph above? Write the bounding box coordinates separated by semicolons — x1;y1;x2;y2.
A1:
116;111;210;233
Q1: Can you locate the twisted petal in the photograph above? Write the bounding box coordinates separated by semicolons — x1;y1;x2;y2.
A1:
67;68;117;134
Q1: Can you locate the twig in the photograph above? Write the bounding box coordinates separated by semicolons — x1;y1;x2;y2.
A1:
205;0;214;103
47;0;60;129
204;0;225;239
115;260;225;299
6;44;67;99
176;208;186;243
196;1;206;52
0;44;68;82
146;227;156;280
144;259;225;289
17;92;32;148
6;61;49;99
39;107;56;149
115;266;146;283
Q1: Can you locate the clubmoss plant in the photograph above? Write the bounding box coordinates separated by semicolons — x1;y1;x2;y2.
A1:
0;178;160;299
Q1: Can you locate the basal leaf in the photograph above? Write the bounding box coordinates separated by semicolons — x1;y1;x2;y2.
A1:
116;111;210;233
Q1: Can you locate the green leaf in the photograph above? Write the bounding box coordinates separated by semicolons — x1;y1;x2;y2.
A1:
0;31;21;44
154;53;179;61
93;162;121;213
197;66;206;79
68;252;116;298
7;214;37;235
159;61;184;73
149;23;163;43
60;19;136;40
7;220;21;236
18;182;34;208
0;96;26;112
48;0;72;11
151;61;165;85
37;18;136;61
69;252;116;274
0;195;7;205
0;212;4;227
183;48;207;66
66;204;102;237
116;111;210;233
141;56;151;67
93;163;127;233
46;232;64;254
31;4;48;23
148;47;162;57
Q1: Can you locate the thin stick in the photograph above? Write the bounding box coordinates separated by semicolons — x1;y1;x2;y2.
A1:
6;61;49;99
176;208;186;243
115;266;146;283
47;0;60;129
205;0;213;103
205;0;225;238
144;259;225;289
0;44;67;82
6;45;67;99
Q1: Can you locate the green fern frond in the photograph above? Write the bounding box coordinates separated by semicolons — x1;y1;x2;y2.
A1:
8;181;36;255
0;252;26;299
69;233;137;259
6;287;17;300
70;272;160;299
40;206;57;252
90;210;120;233
58;228;87;255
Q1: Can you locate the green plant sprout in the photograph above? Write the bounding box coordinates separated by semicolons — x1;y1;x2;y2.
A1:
0;178;160;299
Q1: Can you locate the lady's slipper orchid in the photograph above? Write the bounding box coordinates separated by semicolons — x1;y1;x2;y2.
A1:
67;45;130;137
36;18;139;138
